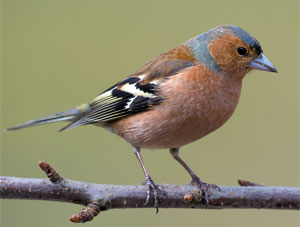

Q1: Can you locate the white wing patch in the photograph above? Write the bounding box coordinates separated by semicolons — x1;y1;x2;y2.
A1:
125;97;135;109
119;83;156;98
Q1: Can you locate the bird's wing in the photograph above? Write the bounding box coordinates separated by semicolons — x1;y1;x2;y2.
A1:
60;59;195;131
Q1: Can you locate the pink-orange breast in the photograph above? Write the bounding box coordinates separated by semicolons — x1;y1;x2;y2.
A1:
110;64;242;149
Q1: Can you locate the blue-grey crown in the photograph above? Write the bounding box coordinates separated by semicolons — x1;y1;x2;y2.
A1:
185;25;262;75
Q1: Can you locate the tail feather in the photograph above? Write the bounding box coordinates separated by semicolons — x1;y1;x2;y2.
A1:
5;108;81;131
59;118;87;132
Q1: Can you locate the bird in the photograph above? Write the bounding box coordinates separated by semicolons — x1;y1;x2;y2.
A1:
6;25;278;211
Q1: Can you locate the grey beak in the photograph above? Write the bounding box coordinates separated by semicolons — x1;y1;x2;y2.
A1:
248;53;278;73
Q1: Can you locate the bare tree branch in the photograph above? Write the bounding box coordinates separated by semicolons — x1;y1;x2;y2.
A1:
1;161;299;223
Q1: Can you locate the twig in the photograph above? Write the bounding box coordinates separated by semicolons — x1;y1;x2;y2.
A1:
238;179;265;187
0;161;299;223
38;161;63;183
69;202;101;223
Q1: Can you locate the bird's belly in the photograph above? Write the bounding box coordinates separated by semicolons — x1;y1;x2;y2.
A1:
110;103;234;149
110;94;240;149
110;67;242;149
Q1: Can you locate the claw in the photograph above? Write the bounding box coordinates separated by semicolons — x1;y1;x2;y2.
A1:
190;176;220;206
143;176;166;213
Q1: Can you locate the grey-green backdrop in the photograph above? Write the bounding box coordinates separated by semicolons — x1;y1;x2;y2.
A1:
1;0;299;227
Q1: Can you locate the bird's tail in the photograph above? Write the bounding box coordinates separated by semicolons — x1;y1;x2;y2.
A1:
5;103;90;131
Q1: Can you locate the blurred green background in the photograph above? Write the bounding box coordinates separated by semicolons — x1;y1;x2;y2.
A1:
1;0;299;226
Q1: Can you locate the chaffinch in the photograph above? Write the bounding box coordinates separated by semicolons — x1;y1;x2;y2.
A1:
6;25;277;210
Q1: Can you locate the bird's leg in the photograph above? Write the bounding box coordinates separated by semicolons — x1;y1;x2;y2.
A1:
132;146;165;212
170;148;219;204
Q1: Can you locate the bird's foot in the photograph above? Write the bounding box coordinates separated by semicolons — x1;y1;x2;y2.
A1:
142;176;166;213
190;176;220;206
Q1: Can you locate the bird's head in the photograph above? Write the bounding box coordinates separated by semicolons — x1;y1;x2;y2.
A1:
186;25;277;79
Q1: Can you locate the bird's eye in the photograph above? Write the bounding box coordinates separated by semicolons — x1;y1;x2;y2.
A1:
237;47;248;56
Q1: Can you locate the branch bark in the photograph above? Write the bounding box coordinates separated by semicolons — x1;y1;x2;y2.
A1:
1;161;299;223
